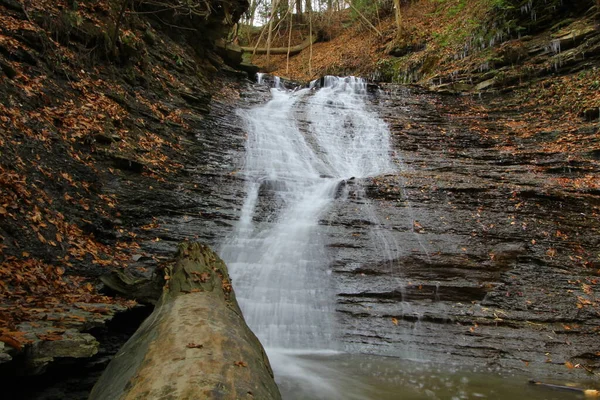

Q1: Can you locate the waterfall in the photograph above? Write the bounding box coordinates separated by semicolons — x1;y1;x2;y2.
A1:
214;75;596;400
219;76;395;395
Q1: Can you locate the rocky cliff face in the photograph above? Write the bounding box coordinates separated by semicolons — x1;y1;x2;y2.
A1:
0;0;251;395
136;79;599;381
328;85;599;378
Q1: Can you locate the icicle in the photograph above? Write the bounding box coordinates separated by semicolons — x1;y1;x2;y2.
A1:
550;39;561;54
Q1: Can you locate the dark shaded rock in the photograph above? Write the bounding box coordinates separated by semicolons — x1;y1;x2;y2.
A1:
0;42;37;66
180;91;211;113
222;64;249;79
552;25;598;52
25;332;99;375
0;343;12;365
94;132;120;145
215;38;243;66
100;269;163;305
581;107;600;121
387;42;426;57
0;0;22;12
142;29;157;46
0;58;17;79
238;62;260;76
0;302;131;377
589;149;600;160
495;42;528;66
111;155;145;173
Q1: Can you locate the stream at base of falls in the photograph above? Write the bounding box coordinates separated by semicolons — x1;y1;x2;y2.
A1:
270;352;585;400
219;76;594;400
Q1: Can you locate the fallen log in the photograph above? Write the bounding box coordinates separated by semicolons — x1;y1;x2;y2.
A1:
89;242;281;400
240;35;316;56
529;380;600;398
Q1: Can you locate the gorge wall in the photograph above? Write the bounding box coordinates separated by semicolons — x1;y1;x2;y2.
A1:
0;0;253;396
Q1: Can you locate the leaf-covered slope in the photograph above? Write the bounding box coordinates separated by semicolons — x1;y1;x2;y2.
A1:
0;0;247;372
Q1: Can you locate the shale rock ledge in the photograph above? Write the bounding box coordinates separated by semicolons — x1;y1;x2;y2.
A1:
89;242;281;400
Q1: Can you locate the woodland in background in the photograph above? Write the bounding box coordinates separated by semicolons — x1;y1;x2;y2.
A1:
0;0;599;396
240;0;598;76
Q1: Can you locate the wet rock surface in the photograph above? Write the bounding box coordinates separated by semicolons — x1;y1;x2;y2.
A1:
325;85;600;378
132;80;598;381
131;78;598;381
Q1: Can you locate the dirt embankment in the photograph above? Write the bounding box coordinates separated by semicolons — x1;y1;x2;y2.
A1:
0;0;248;389
250;1;599;102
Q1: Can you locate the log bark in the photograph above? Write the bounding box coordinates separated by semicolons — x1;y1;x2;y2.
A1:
89;242;281;400
241;35;316;56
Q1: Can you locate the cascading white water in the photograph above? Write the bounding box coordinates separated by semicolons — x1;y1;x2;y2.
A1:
221;76;394;349
217;76;590;400
219;76;396;397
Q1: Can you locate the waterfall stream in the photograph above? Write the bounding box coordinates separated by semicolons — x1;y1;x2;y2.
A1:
219;76;396;397
217;77;584;400
220;76;394;346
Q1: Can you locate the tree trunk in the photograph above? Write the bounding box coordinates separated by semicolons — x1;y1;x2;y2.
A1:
394;0;402;36
111;0;129;57
245;0;259;41
276;0;287;20
308;0;313;76
295;0;302;22
266;0;280;65
241;35;316;55
89;242;281;400
346;0;382;36
249;0;257;26
287;0;294;73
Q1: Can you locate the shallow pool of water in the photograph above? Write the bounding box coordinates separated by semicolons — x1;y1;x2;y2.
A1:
267;350;593;400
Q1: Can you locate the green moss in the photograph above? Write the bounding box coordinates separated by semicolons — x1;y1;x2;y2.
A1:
61;10;84;28
447;0;467;17
374;58;402;82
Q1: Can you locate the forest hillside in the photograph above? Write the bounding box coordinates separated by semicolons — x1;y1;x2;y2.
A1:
245;0;600;162
1;0;599;398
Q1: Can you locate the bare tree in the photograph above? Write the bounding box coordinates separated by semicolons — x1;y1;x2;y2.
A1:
345;0;382;36
307;0;314;77
295;0;302;21
305;0;312;14
393;0;402;36
286;0;295;74
266;0;281;66
112;0;130;56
